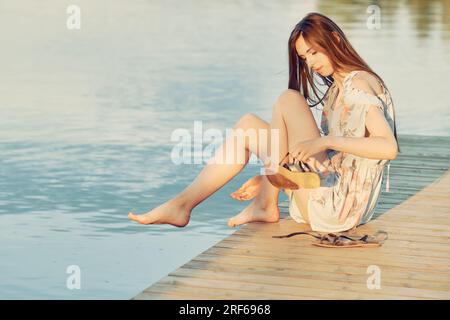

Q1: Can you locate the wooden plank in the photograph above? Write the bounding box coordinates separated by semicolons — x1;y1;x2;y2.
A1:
201;248;450;273
168;268;449;299
220;236;450;258
205;245;450;274
144;276;408;300
146;274;445;299
182;259;449;288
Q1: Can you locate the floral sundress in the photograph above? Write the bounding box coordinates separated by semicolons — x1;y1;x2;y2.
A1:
285;70;396;232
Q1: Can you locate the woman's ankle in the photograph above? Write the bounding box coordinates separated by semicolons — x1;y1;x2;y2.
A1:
170;195;193;211
253;197;278;210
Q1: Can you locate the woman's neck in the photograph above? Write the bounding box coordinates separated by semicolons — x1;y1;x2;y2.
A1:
332;70;352;92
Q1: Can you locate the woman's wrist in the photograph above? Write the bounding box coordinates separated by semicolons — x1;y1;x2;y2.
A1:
323;135;335;149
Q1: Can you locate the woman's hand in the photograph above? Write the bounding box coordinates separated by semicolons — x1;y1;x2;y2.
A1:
291;136;330;163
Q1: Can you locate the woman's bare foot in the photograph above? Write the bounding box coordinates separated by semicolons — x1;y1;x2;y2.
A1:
229;175;263;201
128;199;191;227
227;200;279;227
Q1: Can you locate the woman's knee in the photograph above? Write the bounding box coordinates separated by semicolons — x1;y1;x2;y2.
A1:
273;89;309;115
235;113;259;130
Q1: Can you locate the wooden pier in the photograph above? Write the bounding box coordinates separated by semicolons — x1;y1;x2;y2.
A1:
133;134;450;300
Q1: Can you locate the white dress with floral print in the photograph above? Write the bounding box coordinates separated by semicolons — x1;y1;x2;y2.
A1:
285;70;396;232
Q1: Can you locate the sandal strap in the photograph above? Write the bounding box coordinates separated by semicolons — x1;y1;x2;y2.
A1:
278;151;312;172
272;231;323;240
365;230;389;244
273;230;389;245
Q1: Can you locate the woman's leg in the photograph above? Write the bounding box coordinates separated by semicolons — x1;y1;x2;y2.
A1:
228;89;329;226
128;89;329;227
128;113;276;226
276;89;329;223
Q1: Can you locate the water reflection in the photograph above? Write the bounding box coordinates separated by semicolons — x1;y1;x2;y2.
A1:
317;0;450;38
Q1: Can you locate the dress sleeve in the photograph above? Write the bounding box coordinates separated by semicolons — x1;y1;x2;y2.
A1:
345;75;384;113
343;74;395;138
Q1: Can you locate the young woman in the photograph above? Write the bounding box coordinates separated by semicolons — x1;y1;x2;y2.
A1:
128;12;399;232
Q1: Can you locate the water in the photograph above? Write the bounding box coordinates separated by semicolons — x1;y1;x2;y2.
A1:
1;0;449;299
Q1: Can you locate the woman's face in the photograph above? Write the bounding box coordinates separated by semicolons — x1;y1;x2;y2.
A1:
295;34;334;77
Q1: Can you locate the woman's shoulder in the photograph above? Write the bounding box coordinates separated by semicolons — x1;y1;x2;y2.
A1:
343;70;388;108
345;70;384;96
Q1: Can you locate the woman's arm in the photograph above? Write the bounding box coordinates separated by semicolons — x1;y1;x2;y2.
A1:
326;135;397;160
326;104;398;160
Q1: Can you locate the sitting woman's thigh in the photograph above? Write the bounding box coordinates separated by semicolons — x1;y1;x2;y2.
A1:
276;90;335;223
276;89;329;169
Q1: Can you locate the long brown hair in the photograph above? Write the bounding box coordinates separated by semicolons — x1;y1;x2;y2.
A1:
288;12;400;152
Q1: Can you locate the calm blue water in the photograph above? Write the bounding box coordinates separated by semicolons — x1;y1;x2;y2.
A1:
1;0;449;299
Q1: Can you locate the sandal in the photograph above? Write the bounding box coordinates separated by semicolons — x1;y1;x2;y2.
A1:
272;230;388;248
266;152;320;190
